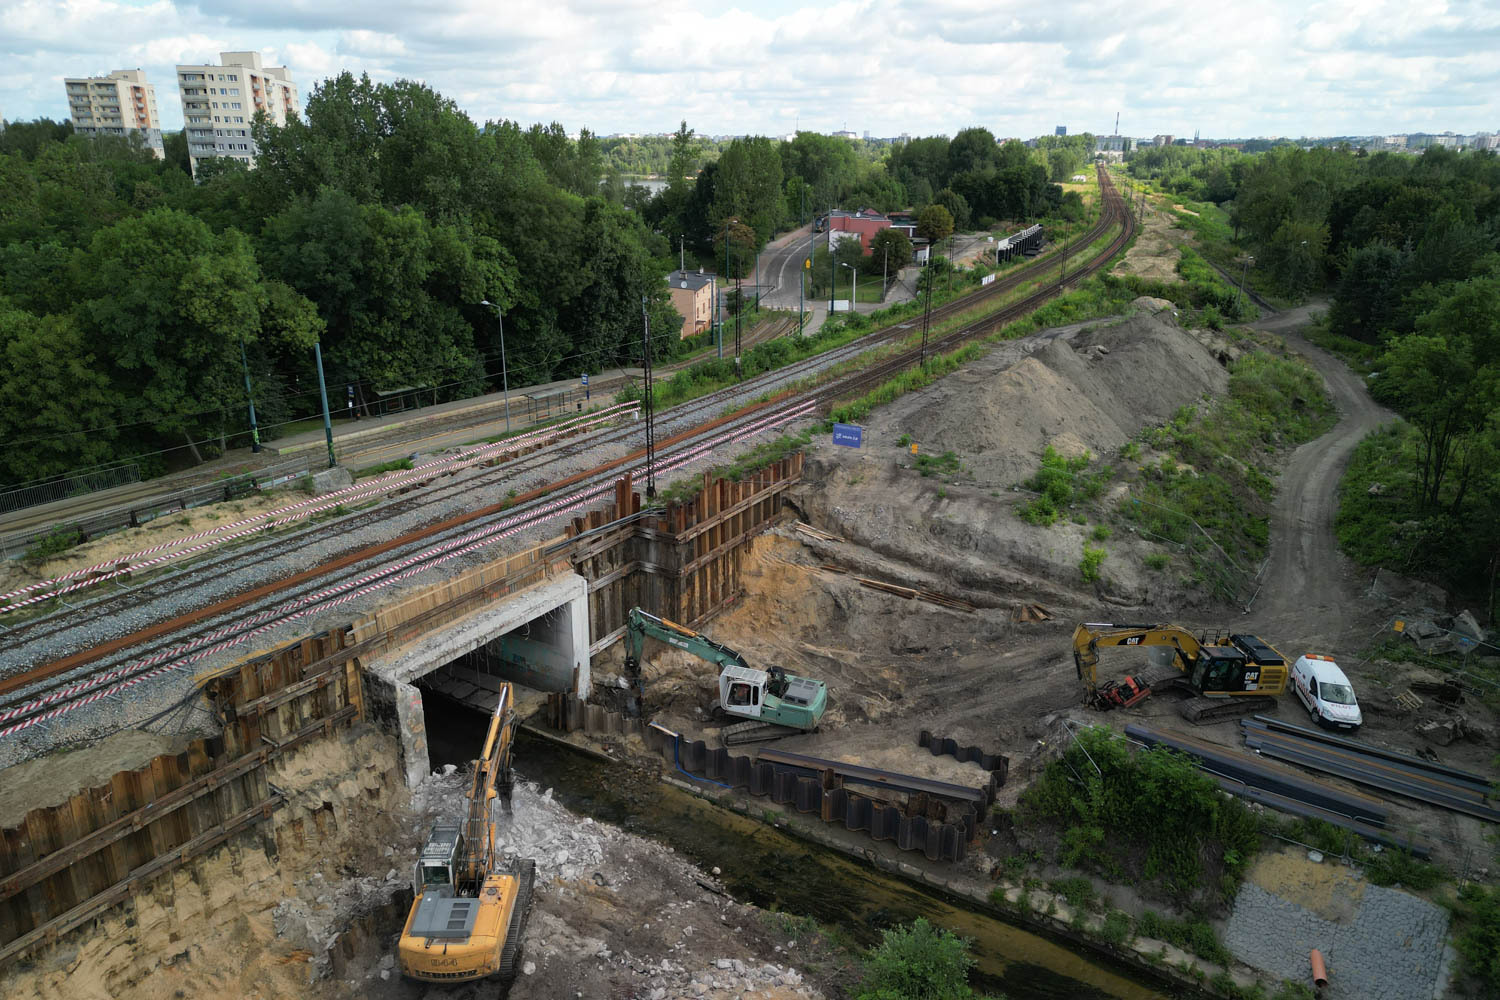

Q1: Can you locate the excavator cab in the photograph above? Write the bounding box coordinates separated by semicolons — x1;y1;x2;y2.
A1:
413;824;462;896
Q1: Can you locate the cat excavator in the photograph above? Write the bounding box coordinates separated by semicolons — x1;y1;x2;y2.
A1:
624;607;828;745
1072;622;1290;724
396;682;536;988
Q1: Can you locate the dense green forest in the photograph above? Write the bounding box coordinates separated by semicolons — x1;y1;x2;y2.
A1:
1129;144;1500;611
0;93;1082;487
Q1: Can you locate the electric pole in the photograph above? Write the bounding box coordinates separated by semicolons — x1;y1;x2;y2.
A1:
640;296;656;499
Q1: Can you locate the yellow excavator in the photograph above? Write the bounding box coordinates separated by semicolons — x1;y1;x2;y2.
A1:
1072;622;1290;724
396;683;536;986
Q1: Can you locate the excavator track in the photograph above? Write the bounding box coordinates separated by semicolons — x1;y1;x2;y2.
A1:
497;859;537;989
1177;695;1279;726
721;720;801;746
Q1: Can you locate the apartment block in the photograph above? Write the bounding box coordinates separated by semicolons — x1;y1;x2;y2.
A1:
176;51;299;175
62;69;163;157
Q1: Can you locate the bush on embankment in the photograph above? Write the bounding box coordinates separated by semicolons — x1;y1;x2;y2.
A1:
1016;726;1259;912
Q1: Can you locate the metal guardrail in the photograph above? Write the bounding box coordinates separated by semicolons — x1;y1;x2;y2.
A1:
0;464;141;515
0;457;321;559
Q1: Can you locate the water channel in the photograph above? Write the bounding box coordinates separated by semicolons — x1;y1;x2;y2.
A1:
425;701;1183;999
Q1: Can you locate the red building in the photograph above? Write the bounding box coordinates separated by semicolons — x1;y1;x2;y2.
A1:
825;209;891;255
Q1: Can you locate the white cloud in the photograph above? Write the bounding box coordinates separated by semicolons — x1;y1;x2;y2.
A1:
1;0;1497;137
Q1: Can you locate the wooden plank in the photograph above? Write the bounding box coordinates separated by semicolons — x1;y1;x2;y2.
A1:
0;796;281;965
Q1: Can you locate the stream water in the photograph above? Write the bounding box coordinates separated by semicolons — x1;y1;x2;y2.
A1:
422;696;1180;998
502;729;1183;1000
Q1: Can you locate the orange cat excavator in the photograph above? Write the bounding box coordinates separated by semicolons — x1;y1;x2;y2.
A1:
396;683;536;987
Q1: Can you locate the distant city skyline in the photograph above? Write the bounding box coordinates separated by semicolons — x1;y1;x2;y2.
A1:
2;1;1497;139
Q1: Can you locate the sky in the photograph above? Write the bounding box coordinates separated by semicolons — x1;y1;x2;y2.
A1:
2;0;1498;139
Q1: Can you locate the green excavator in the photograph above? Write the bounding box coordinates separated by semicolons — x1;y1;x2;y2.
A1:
624;607;828;745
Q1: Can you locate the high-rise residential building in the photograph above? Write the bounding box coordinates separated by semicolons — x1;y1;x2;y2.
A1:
176;51;299;176
62;69;163;157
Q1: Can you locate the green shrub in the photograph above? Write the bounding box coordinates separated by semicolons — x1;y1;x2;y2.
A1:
1145;552;1170;570
897;433;912;447
1091;524;1112;542
25;524;84;562
1080;545;1106;582
1049;876;1098;912
1018;446;1112;526
1455;884;1500;993
855;918;993;1000
1018;726;1259;910
1100;909;1132;947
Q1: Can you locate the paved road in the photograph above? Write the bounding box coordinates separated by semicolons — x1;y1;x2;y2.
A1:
757;224;825;310
1243;303;1396;649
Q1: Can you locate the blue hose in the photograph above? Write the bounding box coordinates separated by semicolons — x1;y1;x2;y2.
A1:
674;736;731;789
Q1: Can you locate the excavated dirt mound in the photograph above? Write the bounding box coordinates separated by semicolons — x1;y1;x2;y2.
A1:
915;310;1229;486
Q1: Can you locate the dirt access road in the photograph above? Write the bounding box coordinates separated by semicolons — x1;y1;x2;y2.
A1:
1243;304;1396;653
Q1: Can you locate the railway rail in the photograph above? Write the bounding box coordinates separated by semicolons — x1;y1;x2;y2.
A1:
1;165;1132;737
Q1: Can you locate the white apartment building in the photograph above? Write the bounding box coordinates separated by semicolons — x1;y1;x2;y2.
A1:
176;51;299;175
62;69;163;157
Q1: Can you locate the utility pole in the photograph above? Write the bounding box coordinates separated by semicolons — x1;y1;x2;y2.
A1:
238;336;260;453
313;340;336;469
1236;256;1254;313
881;243;889;301
640;296;656;499
919;269;934;366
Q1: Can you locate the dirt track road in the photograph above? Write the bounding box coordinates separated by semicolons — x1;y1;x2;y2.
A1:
1244;303;1396;651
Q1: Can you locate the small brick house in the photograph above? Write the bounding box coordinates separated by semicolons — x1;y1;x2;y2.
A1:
666;269;716;339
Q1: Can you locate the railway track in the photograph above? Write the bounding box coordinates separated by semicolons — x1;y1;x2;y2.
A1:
1;165;1132;734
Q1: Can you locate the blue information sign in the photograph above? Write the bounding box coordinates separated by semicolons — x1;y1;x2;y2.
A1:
832;422;863;448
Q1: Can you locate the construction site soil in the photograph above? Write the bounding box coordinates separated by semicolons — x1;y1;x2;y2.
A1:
6;296;1494;998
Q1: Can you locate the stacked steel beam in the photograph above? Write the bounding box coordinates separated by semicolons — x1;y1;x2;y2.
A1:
1240;716;1499;824
1123;723;1432;857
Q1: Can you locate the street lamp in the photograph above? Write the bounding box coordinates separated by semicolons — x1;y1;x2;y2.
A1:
840;261;857;312
478;300;511;434
1236;255;1254;313
881;243;889;301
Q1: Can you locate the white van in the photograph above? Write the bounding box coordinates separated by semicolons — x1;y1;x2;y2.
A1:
1290;654;1362;730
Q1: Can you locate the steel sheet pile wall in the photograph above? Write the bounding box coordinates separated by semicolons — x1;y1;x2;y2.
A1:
918;730;1010;777
0;632;364;964
568;456;803;654
647;724;976;863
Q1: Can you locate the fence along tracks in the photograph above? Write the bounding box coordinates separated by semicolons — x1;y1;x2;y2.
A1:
3;168;1136;734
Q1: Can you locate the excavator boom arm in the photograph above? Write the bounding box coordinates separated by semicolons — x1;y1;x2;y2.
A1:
625;608;751;673
460;684;515;886
1071;622;1203;692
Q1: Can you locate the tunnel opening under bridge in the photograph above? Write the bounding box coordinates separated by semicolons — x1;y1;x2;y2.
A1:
364;572;591;787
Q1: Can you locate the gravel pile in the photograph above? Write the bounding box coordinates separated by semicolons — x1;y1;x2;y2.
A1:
1224;880;1450;1000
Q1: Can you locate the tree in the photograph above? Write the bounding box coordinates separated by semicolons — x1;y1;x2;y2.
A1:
0;302;120;481
74;208;274;457
932;188;971;231
947;127;998;177
916;204;954;246
1373;277;1500;513
712;137;783;244
667;119;697;193
711;219;758;279
867;228;913;277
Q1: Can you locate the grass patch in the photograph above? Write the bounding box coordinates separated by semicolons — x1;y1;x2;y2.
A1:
1121;351;1335;586
914;450;961;478
1100;909;1133;947
1134;910;1232;965
655;428;815;505
1017;726;1259;912
355;457;413;478
1302;313;1379;373
24;524;84;562
1145;552;1170;571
